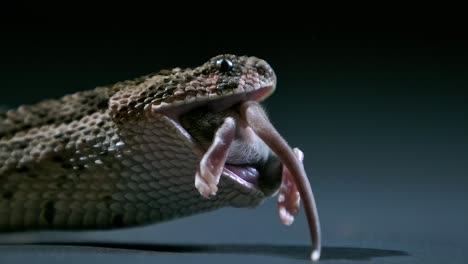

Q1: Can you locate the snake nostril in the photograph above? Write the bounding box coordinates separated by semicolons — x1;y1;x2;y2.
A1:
257;65;267;76
255;60;273;78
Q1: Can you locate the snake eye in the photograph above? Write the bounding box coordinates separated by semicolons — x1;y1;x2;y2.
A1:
216;58;233;73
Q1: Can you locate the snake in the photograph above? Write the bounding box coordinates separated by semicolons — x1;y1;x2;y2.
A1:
0;54;321;261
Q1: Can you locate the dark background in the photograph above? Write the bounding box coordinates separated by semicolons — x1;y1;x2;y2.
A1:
0;9;467;263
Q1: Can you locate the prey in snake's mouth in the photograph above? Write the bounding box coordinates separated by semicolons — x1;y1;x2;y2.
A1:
179;87;281;196
152;83;275;194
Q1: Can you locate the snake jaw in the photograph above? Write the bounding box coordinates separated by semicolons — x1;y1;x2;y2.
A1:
152;84;279;197
152;85;274;118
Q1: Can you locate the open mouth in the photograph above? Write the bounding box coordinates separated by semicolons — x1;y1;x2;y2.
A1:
153;86;278;195
224;165;259;186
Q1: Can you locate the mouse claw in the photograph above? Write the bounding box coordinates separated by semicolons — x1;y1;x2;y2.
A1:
195;117;236;198
277;147;304;225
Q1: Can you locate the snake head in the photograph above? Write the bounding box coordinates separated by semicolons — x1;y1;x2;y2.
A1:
108;54;277;121
108;54;279;204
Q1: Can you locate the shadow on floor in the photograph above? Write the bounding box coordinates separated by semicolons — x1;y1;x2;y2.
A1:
20;242;409;261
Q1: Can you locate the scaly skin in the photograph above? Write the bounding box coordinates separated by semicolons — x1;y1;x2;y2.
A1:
0;55;276;230
0;54;322;261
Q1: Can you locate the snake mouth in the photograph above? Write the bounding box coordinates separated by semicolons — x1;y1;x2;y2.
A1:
178;86;280;194
153;85;274;119
153;85;279;196
222;155;282;197
224;165;259;186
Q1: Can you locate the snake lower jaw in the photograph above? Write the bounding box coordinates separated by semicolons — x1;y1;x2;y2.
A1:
222;154;283;198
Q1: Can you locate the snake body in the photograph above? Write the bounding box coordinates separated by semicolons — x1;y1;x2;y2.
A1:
0;55;321;260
